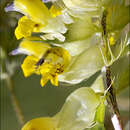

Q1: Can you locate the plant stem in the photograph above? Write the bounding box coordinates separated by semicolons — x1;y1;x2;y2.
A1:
6;75;25;126
102;66;123;130
101;8;123;129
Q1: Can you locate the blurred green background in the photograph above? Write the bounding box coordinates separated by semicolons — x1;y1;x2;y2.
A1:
0;0;129;130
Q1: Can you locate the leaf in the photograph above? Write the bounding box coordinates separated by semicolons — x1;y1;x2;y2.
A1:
94;98;105;123
62;0;101;17
59;45;104;84
55;87;100;130
91;75;104;94
60;33;101;56
67;17;100;41
107;5;130;32
87;123;106;130
110;54;129;93
110;25;129;59
21;87;102;130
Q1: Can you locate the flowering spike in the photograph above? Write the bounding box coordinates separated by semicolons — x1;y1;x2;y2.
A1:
50;75;58;86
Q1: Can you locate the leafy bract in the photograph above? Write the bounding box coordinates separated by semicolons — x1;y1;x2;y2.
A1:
55;87;100;130
110;54;129;93
94;98;105;123
59;33;101;56
59;45;104;84
91;75;104;94
107;5;130;32
67;17;100;41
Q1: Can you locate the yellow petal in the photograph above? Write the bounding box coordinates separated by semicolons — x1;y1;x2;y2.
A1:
46;47;71;70
50;75;59;86
40;63;59;87
22;117;58;130
40;64;55;86
21;56;39;77
19;38;51;58
40;75;49;87
40;64;53;87
15;16;35;39
40;63;53;74
109;36;115;46
49;5;61;18
60;48;71;69
15;27;24;40
39;47;71;86
14;0;51;25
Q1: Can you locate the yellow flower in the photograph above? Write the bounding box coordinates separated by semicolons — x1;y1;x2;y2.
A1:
11;37;71;86
15;4;63;39
21;47;71;87
22;117;59;130
12;0;69;41
12;38;71;87
5;0;73;41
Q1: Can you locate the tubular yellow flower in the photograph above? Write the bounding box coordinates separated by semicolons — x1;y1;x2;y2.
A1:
21;47;71;87
40;47;71;86
14;38;71;87
12;0;68;41
15;4;62;39
22;117;59;130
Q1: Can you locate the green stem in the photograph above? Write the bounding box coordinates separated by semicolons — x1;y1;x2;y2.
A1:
6;75;25;126
102;66;123;130
101;9;123;129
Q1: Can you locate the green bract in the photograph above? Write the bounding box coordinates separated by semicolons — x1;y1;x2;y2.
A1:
59;45;104;84
55;87;101;130
111;54;129;93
